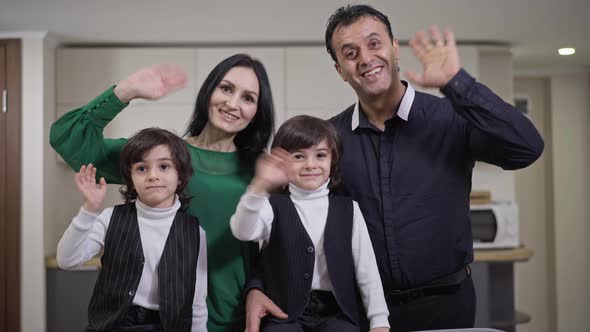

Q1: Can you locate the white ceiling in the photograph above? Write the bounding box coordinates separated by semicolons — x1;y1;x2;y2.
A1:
1;0;589;70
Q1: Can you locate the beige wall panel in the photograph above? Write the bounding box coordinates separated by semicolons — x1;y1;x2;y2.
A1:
57;48;197;104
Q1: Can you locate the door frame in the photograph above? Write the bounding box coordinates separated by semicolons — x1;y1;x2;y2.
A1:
0;38;22;332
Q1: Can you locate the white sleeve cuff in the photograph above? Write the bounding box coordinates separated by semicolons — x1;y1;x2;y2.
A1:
370;314;390;329
241;189;270;210
72;207;101;231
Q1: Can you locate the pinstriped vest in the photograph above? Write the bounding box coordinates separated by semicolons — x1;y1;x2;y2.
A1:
87;203;200;332
260;194;360;324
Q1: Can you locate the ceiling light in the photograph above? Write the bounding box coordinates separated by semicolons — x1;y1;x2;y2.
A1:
558;48;575;55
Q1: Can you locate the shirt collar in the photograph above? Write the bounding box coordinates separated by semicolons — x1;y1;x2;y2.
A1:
288;180;330;200
351;81;416;131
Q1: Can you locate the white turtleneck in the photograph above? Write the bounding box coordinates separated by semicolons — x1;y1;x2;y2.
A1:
230;181;389;329
57;197;208;332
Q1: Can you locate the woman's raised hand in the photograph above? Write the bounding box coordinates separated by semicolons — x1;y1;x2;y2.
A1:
114;64;188;103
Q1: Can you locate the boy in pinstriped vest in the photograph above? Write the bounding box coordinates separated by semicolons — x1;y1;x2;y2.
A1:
57;128;208;332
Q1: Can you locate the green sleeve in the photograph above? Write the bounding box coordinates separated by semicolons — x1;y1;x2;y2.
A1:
49;86;129;184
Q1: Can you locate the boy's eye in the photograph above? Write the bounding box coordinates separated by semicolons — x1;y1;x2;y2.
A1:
136;165;146;172
160;164;171;170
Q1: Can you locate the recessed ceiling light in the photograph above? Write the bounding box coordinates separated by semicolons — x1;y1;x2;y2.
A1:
558;48;575;56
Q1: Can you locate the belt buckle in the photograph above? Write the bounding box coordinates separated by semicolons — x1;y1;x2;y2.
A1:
407;288;424;300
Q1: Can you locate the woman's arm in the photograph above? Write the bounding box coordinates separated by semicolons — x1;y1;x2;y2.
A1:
49;64;188;183
49;88;129;183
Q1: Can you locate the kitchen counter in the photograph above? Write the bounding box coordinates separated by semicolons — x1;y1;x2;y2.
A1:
46;247;534;269
471;246;532;332
474;247;533;262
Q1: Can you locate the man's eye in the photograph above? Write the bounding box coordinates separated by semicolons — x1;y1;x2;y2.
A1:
345;50;357;59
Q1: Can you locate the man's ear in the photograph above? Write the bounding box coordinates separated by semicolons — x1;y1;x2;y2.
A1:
335;62;347;82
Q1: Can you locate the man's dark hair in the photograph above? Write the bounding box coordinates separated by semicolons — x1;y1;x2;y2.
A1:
325;4;394;62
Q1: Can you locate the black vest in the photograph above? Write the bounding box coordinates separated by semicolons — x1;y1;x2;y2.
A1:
87;203;200;331
260;194;360;324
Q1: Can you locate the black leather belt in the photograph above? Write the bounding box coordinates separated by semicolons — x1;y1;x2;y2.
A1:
385;265;471;305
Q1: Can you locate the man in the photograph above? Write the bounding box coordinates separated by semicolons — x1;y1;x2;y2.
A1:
246;4;544;332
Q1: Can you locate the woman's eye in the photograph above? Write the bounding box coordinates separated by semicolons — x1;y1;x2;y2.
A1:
243;95;255;103
219;85;232;93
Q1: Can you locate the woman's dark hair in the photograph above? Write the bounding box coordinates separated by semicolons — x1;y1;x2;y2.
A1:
325;4;394;62
120;127;193;207
185;54;275;172
272;115;343;190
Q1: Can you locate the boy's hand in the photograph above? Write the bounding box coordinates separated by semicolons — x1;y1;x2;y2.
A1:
75;164;107;214
369;328;390;332
249;148;292;194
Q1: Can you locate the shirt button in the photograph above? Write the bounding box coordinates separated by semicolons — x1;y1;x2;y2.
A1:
128;290;135;297
304;273;311;280
307;246;314;253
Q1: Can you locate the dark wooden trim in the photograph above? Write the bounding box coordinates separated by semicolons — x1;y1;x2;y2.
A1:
0;43;6;332
0;38;22;332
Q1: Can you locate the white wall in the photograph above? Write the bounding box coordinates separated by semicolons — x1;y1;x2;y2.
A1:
513;68;590;332
474;47;516;202
550;72;590;332
514;76;555;332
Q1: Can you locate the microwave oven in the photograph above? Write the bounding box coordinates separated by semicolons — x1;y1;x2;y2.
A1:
469;202;519;249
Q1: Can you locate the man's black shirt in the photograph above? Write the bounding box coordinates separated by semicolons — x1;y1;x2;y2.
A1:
328;69;544;292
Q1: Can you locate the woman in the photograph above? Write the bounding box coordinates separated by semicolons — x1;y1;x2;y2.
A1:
50;54;275;332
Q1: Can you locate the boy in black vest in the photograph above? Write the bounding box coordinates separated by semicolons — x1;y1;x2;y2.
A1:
230;115;389;332
57;127;207;332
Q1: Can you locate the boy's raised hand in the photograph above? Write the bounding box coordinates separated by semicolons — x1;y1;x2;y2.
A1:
75;164;107;214
250;148;292;194
113;64;188;103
